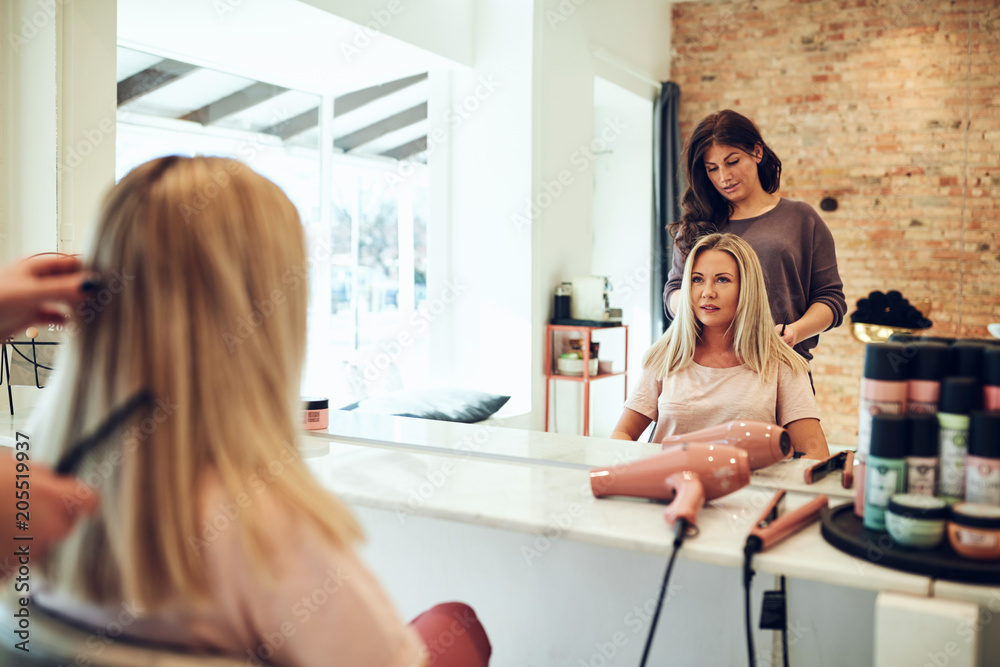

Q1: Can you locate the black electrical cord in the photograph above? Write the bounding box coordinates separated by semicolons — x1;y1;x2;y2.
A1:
743;536;762;667
638;517;689;667
780;575;789;667
744;538;793;667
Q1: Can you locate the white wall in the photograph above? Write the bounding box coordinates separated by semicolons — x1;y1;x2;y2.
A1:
430;0;536;416
590;76;654;436
530;0;670;432
299;0;474;69
0;0;116;416
2;0;60;261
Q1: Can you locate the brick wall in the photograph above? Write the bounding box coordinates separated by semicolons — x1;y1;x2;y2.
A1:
670;0;999;446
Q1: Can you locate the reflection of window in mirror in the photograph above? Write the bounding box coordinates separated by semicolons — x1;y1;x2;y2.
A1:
115;47;429;407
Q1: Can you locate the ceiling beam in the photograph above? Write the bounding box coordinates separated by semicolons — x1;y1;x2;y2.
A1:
181;82;288;126
262;107;320;141
117;59;197;106
334;73;428;117
380;136;428;161
335;103;427;152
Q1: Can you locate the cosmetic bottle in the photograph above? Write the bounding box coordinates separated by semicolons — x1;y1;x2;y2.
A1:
950;342;989;389
919;335;956;345
905;414;939;496
985;348;1000;412
966;411;1000;506
856;343;908;517
906;342;949;415
864;414;908;532
937;377;978;502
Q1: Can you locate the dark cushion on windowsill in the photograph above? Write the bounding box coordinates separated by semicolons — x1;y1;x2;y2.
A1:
338;388;510;424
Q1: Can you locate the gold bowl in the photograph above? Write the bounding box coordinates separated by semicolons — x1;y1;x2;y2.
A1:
851;323;918;344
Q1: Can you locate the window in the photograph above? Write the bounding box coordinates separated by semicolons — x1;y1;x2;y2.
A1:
115;47;430;408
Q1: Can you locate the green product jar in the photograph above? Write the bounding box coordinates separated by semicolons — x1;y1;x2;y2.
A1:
886;494;949;549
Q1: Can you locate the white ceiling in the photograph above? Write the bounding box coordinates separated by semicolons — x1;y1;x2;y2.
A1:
117;0;455;95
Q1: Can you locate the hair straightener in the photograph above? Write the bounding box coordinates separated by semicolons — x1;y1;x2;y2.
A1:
743;490;829;667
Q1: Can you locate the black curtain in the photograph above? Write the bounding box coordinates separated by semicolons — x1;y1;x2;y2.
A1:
652;81;683;336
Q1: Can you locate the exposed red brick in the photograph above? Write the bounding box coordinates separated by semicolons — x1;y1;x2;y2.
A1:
671;0;999;447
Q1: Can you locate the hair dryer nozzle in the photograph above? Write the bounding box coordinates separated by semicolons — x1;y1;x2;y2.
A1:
660;420;791;471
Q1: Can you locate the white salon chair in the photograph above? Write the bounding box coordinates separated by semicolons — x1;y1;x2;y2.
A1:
0;598;245;667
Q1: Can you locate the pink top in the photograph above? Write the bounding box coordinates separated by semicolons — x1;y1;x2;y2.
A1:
625;360;819;444
37;477;427;667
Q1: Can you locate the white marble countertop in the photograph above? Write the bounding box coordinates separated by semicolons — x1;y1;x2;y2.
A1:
302;414;932;598
3;409;991;603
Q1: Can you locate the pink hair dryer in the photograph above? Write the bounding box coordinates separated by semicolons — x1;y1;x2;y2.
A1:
659;420;791;471
590;444;751;528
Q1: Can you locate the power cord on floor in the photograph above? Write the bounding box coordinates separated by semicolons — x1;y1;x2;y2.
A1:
744;537;790;667
638;518;688;667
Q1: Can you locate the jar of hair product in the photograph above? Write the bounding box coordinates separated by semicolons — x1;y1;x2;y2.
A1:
301;397;330;431
948;503;1000;560
885;494;948;550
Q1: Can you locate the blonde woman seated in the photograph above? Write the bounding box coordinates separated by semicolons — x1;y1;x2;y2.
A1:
612;233;829;459
29;157;490;666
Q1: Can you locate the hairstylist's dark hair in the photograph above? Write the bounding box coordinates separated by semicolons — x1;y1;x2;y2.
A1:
668;110;782;251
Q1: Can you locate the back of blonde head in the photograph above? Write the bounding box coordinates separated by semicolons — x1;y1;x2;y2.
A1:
34;156;360;608
644;233;809;381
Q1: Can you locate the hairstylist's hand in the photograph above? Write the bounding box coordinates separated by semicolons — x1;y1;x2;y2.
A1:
0;451;100;579
0;255;91;341
775;322;798;347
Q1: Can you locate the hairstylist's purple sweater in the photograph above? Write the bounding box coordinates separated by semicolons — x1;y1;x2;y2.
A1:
663;198;846;361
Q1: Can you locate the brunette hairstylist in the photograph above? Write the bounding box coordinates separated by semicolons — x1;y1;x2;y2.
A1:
663;110;846;362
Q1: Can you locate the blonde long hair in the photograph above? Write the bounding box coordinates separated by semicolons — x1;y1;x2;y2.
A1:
644;233;809;381
32;156;361;609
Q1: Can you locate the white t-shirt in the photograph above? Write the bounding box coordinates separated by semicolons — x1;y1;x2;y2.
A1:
625;360;819;444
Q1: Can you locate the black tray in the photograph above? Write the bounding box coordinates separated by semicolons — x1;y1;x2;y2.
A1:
821;502;1000;585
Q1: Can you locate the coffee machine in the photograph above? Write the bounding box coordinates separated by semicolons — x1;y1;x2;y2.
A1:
570;276;621;323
